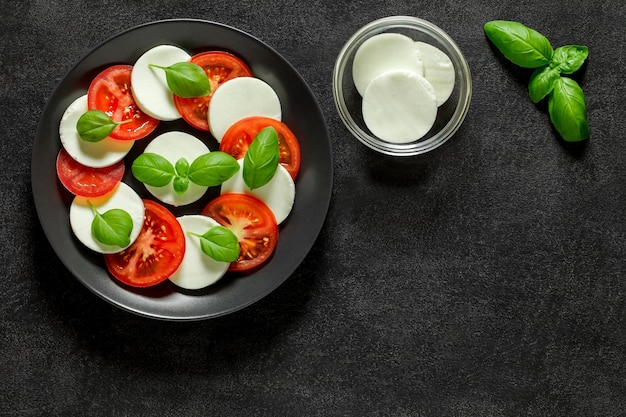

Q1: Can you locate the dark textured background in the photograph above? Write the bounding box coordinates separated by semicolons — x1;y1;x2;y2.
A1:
2;0;625;416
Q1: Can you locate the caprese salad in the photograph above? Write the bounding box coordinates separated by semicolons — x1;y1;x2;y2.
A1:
55;43;301;291
352;33;456;143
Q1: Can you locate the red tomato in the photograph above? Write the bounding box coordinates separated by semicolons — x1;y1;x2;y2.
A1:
174;51;252;131
220;116;301;179
87;64;159;140
55;148;124;197
104;200;185;287
201;193;278;273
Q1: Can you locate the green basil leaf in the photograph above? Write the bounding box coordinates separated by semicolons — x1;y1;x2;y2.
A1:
150;62;211;98
528;66;560;103
189;226;240;262
548;77;589;142
131;153;176;187
188;152;240;186
173;176;189;194
243;126;280;190
175;157;190;177
484;20;553;68
91;206;133;248
552;45;588;74
76;110;120;142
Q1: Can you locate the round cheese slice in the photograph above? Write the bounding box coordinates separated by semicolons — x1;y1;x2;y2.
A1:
69;182;145;254
352;33;424;96
362;70;438;144
59;95;134;168
140;131;211;207
169;215;230;290
220;159;295;225
415;41;455;106
131;44;191;121
208;77;282;142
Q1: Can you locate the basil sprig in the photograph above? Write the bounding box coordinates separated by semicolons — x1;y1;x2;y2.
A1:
89;202;133;248
243;126;280;190
188;226;240;262
484;20;589;142
132;151;239;194
76;110;131;142
149;62;211;98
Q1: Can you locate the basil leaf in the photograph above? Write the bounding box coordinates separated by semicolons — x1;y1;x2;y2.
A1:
484;20;553;68
548;77;589;142
528;66;560;103
131;153;176;187
552;45;588;74
188;152;240;186
173;176;189;194
76;110;122;142
91;206;133;248
189;226;240;262
150;62;211;98
243;126;280;190
175;157;190;177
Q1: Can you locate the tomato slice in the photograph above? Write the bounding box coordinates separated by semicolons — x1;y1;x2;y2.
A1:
104;200;185;287
174;51;253;131
87;64;159;140
220;116;301;179
55;148;124;197
201;193;278;273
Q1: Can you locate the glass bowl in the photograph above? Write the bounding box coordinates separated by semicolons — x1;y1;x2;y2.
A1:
333;16;472;156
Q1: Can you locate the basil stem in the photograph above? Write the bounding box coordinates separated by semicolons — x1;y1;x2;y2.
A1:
243;127;280;190
188;226;240;262
149;62;211;98
76;110;130;142
548;77;589;142
484;20;553;68
89;203;133;248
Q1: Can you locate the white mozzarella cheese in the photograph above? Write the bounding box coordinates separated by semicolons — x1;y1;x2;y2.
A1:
208;77;281;142
59;95;134;168
131;44;191;121
352;33;424;96
69;182;145;254
169;215;230;290
220;159;295;225
415;41;455;106
141;131;211;207
362;70;438;143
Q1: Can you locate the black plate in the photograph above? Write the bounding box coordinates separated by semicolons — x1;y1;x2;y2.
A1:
31;19;333;320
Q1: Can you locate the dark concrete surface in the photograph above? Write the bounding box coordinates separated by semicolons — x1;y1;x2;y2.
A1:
1;0;625;415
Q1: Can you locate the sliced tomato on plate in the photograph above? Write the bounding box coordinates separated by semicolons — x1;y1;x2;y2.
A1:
201;193;278;273
220;116;301;179
87;64;159;140
174;51;252;131
56;148;124;198
104;200;185;287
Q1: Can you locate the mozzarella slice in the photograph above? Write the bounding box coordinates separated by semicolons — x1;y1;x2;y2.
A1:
69;182;145;254
415;41;455;106
131;44;191;121
352;33;424;96
169;215;230;290
208;77;281;142
220;159;294;225
362;70;438;143
141;131;210;207
59;95;134;168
